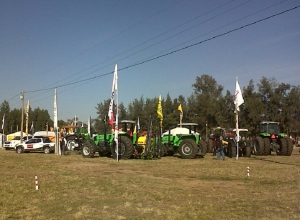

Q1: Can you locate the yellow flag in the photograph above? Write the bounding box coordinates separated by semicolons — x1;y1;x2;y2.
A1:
157;95;163;127
178;104;182;113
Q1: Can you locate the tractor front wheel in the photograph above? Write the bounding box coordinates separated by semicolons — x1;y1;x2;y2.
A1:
81;141;95;158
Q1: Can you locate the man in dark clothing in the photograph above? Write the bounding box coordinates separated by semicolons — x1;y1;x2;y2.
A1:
216;136;225;160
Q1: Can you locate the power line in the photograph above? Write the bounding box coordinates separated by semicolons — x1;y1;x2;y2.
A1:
24;5;300;94
14;1;181;90
3;0;256;102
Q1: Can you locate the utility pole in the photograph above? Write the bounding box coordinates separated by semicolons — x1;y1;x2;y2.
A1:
20;90;24;143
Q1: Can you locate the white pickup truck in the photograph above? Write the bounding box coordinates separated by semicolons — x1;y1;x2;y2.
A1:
15;137;55;154
4;136;32;150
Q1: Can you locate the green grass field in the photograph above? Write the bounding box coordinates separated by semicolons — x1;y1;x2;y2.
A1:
1;147;300;220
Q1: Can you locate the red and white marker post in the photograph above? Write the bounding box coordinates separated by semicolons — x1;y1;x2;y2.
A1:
35;175;39;190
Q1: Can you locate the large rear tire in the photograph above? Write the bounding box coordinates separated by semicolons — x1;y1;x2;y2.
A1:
263;138;270;155
231;146;236;158
178;139;198;159
285;137;293;156
111;136;133;160
277;138;287;156
199;139;207;155
245;146;251;157
254;136;264;155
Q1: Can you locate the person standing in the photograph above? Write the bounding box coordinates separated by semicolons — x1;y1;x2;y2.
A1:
216;135;225;160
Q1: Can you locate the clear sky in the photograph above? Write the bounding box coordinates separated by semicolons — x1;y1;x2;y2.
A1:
1;0;299;123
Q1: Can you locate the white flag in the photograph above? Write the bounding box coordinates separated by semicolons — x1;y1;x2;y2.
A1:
54;89;58;131
113;64;118;143
88;116;91;137
137;117;140;130
108;64;118;122
1;113;5;130
234;79;244;111
30;121;34;135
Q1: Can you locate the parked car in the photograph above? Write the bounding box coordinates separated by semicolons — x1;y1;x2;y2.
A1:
15;137;55;154
4;135;32;150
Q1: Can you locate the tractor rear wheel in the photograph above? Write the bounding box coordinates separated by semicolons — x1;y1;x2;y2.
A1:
285;137;293;156
231;146;236;158
263;138;270;155
277;138;287;155
178;139;198;159
199;139;207;154
81;141;95;158
111;136;133;160
254;136;264;155
245;146;251;157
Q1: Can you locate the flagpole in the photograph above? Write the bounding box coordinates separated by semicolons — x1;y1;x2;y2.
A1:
1;113;5;149
236;110;239;160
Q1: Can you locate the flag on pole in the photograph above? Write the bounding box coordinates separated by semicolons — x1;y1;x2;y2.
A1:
137;117;140;130
30;121;34;135
134;117;140;134
88;116;91;137
113;64;118;144
178;104;183;125
25;100;29;135
157;95;163;127
1;113;5;130
108;65;117;126
234;78;244;111
54;89;58;131
178;104;182;113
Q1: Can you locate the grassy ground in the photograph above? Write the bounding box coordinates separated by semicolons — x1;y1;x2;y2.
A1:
0;147;300;220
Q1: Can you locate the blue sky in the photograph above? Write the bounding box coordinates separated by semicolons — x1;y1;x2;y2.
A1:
1;0;299;123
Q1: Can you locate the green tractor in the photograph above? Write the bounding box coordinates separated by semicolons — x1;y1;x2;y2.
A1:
60;125;90;152
81;120;135;159
254;121;293;156
160;123;207;159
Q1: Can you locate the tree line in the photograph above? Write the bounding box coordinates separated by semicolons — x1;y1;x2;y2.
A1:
1;75;300;138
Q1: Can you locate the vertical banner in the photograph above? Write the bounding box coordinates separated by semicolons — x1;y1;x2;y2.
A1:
54;89;60;155
1;113;5;131
113;65;119;162
25;100;29;135
30;121;34;135
54;89;58;131
88;116;91;138
157;95;163;137
157;95;163;126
